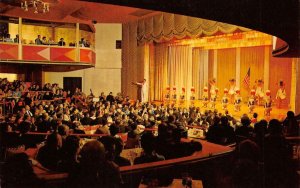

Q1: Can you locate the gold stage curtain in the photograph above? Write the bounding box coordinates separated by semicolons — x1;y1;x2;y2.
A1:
168;45;192;100
192;48;209;99
240;46;264;99
153;44;169;101
217;48;236;94
269;52;292;107
137;12;251;45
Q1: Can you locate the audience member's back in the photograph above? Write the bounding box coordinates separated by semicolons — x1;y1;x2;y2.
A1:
68;140;122;188
2;153;43;187
283;111;299;136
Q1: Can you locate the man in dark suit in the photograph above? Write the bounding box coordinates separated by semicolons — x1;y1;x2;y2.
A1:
58;38;66;46
106;92;115;104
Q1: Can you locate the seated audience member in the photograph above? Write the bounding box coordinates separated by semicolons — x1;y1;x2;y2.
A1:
35;35;43;45
232;140;261;188
283;111;299;136
68;140;122;188
4;33;13;43
125;122;140;149
253;120;268;149
36;133;62;171
14;34;19;43
1;153;43;187
57;124;70;144
263;119;297;187
58;38;66;46
99;136;117;162
134;132;165;164
168;127;202;159
235;115;254;139
219;116;235;145
41;36;47;45
80;112;91;125
57;135;80;173
114;138;131;166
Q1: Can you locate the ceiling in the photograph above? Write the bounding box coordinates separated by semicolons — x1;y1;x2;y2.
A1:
0;0;159;29
0;0;299;57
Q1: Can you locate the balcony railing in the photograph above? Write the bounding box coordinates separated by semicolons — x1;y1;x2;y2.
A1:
0;42;95;65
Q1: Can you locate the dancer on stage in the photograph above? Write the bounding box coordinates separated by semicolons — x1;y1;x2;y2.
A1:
190;87;195;107
164;86;171;105
209;78;217;99
254;79;264;105
228;78;237;104
172;86;177;102
132;78;147;103
222;88;229;110
248;89;256;114
234;89;242;112
180;87;185;106
202;86;209;108
210;88;219;109
275;80;286;108
264;90;272;116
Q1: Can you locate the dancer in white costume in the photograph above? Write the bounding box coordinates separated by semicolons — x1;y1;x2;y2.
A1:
228;78;237;104
210;88;219;109
234;89;242;112
190;87;196;107
202;86;209;108
222;88;229;110
209;78;217;99
275;80;286;108
248;89;256;114
264;90;272;116
254;79;264;105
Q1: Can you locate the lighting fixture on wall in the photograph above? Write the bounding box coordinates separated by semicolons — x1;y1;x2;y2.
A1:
21;0;50;14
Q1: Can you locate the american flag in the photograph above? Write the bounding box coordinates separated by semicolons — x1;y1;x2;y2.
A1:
243;68;250;89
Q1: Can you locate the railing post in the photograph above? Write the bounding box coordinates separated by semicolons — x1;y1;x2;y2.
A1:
18;17;23;60
76;23;80;62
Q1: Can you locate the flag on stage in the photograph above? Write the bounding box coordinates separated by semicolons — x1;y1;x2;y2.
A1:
243;68;250;89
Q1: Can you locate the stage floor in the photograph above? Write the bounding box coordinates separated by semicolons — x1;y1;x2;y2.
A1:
153;100;289;122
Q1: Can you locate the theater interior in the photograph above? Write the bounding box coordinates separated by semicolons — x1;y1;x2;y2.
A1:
0;0;299;187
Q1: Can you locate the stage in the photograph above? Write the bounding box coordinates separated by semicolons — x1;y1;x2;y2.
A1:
153;99;289;122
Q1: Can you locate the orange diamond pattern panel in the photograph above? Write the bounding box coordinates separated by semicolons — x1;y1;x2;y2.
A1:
0;43;18;60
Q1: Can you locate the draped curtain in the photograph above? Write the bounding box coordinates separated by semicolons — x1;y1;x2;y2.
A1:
137;12;250;45
153;44;169;100
192;48;209;99
269;52;292;107
240;46;265;99
217;48;236;94
168;45;192;100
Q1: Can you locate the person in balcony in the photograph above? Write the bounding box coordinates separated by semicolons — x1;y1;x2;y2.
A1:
79;38;88;47
41;36;48;45
58;38;66;46
4;33;13;43
35;35;43;45
13;34;19;43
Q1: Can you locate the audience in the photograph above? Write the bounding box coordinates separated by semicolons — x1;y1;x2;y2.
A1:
0;77;299;187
